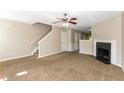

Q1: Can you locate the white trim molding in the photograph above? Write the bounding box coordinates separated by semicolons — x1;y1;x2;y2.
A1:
38;51;63;58
0;54;33;62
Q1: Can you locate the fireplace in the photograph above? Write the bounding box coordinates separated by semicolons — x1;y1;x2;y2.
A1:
96;42;111;64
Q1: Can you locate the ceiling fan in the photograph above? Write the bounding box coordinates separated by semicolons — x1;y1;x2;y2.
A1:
52;13;77;25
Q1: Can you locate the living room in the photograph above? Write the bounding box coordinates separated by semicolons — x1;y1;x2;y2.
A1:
0;11;124;81
1;0;124;93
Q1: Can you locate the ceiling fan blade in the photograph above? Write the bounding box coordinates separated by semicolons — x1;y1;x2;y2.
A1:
56;18;64;21
68;21;77;24
52;21;64;24
70;18;77;20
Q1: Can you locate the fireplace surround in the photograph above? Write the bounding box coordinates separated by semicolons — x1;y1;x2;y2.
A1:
93;40;116;65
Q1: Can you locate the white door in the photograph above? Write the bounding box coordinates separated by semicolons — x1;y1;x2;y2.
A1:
61;31;68;51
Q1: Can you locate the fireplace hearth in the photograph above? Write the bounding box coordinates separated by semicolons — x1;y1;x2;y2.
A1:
96;42;111;64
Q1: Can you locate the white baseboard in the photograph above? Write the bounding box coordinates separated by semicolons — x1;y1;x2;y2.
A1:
0;54;33;62
38;51;63;58
112;63;121;67
79;52;93;55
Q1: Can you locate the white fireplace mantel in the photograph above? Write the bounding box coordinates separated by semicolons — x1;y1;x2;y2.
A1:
93;40;116;66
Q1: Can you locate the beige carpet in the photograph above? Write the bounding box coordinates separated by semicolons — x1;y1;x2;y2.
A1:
0;52;124;81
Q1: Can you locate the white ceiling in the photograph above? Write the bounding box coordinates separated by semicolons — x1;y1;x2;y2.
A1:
0;11;122;31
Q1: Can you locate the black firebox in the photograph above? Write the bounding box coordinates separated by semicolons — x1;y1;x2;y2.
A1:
96;42;111;64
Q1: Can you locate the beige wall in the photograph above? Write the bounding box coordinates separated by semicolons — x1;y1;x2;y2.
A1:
31;23;52;47
122;12;124;70
0;18;51;61
39;26;65;57
92;14;122;66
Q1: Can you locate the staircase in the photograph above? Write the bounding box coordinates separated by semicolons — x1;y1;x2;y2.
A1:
33;49;39;57
31;23;52;58
32;26;65;58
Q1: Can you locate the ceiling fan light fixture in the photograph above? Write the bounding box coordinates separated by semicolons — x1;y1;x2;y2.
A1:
62;22;69;27
52;13;77;26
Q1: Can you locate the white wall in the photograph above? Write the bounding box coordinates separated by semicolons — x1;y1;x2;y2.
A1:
39;26;65;57
0;18;51;62
92;14;122;66
79;40;92;55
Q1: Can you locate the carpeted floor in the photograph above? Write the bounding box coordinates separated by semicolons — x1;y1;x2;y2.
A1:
0;52;124;81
